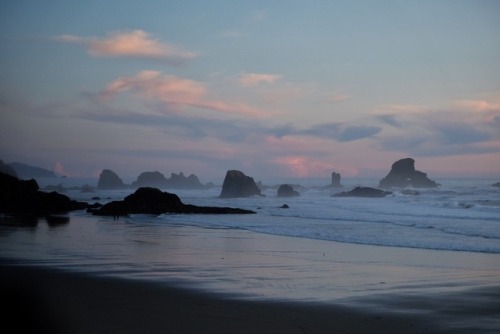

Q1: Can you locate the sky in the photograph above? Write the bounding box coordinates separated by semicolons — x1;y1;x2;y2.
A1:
1;0;499;182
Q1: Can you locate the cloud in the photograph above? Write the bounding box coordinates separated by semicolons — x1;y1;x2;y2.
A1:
453;100;500;112
271;155;335;178
328;93;350;103
383;104;427;113
53;34;83;43
100;70;266;117
53;161;69;177
238;73;282;87
101;70;205;104
54;30;197;64
377;114;403;128
299;123;382;142
374;100;500;156
431;122;492;145
80;96;382;145
335;125;382;142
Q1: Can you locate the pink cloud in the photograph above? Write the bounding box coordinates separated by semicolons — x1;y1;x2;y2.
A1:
327;93;350;103
53;161;69;177
271;155;358;178
54;30;197;63
239;73;281;87
101;71;267;117
102;70;205;105
453;99;500;112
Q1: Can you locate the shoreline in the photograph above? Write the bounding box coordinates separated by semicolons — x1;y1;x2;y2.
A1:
2;212;500;333
3;214;499;303
2;262;486;334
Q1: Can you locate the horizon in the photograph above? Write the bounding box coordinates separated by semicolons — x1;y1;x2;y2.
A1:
1;1;499;180
3;158;499;186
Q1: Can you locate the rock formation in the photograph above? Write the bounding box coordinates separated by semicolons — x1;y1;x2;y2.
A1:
167;172;208;189
97;169;126;189
327;171;342;188
492;182;500;188
219;170;262;198
0;159;17;177
378;158;438;188
131;171;209;189
131;171;168;188
277;184;300;197
8;162;57;179
0;172;88;217
93;187;255;216
333;186;392;198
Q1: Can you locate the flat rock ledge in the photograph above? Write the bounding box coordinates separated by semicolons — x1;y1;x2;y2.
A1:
333;186;392;198
92;187;255;216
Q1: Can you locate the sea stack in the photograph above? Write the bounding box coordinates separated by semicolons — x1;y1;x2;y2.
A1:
333;186;391;198
277;184;300;197
328;171;342;188
131;171;168;188
378;158;438;188
97;169;125;189
220;170;261;198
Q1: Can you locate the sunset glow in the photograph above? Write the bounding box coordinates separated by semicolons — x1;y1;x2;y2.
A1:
1;1;499;181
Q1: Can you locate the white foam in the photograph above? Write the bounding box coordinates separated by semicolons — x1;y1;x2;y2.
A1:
40;178;500;254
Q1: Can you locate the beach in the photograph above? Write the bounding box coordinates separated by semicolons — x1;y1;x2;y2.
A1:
4;262;499;334
1;213;500;333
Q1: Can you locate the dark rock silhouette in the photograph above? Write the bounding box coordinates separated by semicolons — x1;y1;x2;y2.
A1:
277;184;300;197
0;160;17;177
131;171;168;188
378;158;438;188
43;184;67;193
166;172;208;189
8;162;57;179
97;169;126;189
93;187;255;216
327;171;342;188
333;186;392;198
492;182;500;188
131;171;209;189
220;170;262;198
0;172;88;218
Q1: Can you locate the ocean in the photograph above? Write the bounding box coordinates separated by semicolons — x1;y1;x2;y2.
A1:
1;177;499;302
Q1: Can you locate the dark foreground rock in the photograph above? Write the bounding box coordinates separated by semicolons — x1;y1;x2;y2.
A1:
0;172;88;217
220;170;262;198
378;158;438;188
333;186;392;198
277;184;300;197
93;187;255;216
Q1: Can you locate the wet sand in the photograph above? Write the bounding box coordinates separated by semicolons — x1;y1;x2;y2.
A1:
2;262;499;334
1;214;500;333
